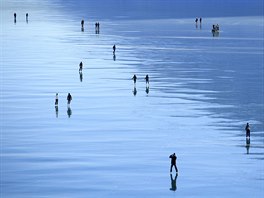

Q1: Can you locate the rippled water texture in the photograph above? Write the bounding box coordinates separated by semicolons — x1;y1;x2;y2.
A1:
1;0;263;197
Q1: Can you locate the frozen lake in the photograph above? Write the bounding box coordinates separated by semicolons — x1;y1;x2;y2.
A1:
1;0;263;197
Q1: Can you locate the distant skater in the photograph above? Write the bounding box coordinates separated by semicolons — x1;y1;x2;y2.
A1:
199;17;202;24
95;22;100;34
79;61;83;72
245;123;250;138
195;18;198;24
26;13;28;22
81;19;84;28
113;45;116;54
67;93;72;105
169;153;178;173
14;13;17;23
132;74;137;84
145;74;149;85
55;93;58;106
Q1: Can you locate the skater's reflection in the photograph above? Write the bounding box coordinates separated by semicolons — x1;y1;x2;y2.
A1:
212;31;219;37
79;71;83;82
55;106;58;118
145;86;149;94
246;138;250;154
67;106;72;118
133;87;137;96
170;173;178;191
113;54;116;61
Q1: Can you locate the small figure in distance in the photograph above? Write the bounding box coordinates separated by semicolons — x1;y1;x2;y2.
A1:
26;13;28;22
55;93;59;106
132;74;137;85
113;45;116;54
95;22;100;34
199;17;202;24
195;18;198;24
81;19;84;28
79;61;83;72
145;74;149;86
67;93;72;105
14;12;17;23
169;153;178;174
245;123;250;138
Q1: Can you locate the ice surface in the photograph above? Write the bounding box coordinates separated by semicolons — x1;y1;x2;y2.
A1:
1;0;263;197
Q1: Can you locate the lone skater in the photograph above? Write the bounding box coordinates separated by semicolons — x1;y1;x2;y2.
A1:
81;19;84;28
199;17;202;24
132;74;137;84
245;123;250;138
113;45;116;54
26;13;28;21
169;153;178;173
145;74;149;85
14;13;17;22
55;93;58;106
79;61;83;72
67;93;72;105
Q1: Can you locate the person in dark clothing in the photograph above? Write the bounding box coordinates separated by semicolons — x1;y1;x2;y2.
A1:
145;74;149;85
195;18;198;23
14;13;17;23
81;20;84;28
113;45;116;54
67;93;72;105
132;74;137;84
169;153;178;173
245;123;250;138
55;93;58;106
79;61;83;72
26;13;28;22
199;17;202;24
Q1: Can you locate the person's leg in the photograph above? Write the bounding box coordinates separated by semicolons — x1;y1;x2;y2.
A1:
175;165;178;173
170;164;173;172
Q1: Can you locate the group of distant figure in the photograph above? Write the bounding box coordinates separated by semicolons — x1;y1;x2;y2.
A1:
13;12;29;23
131;74;150;95
54;93;72;118
195;17;202;24
81;19;100;33
55;93;72;106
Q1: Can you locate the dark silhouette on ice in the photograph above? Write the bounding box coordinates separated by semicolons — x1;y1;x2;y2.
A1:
55;93;58;106
145;74;149;85
67;93;72;105
245;123;250;138
26;13;28;23
14;13;17;23
169;153;178;173
113;45;116;54
79;61;83;72
132;74;137;84
95;22;100;34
